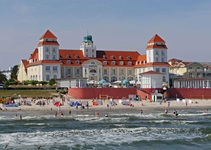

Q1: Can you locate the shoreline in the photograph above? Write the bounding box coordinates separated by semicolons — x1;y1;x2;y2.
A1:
1;98;211;113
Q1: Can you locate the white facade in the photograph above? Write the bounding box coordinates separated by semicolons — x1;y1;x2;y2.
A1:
17;30;170;88
141;72;163;88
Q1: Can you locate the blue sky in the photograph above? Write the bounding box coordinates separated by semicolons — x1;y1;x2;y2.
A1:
0;0;211;70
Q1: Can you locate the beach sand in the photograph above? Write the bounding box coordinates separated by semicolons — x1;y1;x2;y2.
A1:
1;96;211;115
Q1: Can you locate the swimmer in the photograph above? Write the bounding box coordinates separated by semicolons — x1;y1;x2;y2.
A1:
105;113;108;117
164;109;168;114
140;109;143;114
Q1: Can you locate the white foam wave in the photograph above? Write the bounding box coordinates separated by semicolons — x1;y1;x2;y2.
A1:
0;127;204;148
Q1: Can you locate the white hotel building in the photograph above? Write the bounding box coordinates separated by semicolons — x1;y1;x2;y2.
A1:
17;30;169;88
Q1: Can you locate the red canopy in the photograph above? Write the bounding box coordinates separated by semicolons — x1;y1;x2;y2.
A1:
54;101;62;106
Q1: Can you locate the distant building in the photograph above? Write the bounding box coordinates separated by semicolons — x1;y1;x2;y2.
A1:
0;67;12;80
17;30;169;87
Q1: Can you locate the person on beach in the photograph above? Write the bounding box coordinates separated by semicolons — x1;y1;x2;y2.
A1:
86;102;89;109
20;115;22;120
69;110;71;115
164;109;168;114
168;102;170;107
140;109;143;114
55;111;57;117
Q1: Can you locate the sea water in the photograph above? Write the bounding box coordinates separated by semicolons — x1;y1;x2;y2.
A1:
0;108;211;150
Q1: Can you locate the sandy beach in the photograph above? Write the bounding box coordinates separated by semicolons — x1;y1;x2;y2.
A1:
1;95;211;114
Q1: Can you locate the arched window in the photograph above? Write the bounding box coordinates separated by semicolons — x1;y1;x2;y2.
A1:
46;75;50;81
127;76;133;81
103;76;109;82
119;76;125;81
128;61;132;65
90;69;97;73
103;61;107;65
54;75;57;79
111;76;117;82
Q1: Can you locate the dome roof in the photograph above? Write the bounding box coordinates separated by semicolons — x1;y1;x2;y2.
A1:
83;34;93;42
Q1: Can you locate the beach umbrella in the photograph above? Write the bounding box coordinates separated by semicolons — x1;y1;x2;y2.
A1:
54;101;62;106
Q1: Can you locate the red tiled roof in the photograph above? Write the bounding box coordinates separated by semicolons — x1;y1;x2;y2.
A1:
27;60;62;67
148;34;165;43
21;59;29;67
168;58;182;62
40;30;57;39
96;50;140;60
137;55;146;61
38;41;60;46
29;48;38;59
59;49;85;59
140;70;163;75
142;62;170;67
182;62;192;65
175;78;211;81
146;44;167;50
21;59;29;73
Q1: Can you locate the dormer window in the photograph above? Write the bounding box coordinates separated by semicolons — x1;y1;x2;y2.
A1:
76;60;80;64
128;61;132;65
112;61;116;65
103;61;107;65
103;55;106;59
127;56;131;59
75;55;79;58
67;60;71;64
140;61;142;64
136;61;138;65
66;54;70;58
119;56;122;59
111;55;114;59
120;61;124;65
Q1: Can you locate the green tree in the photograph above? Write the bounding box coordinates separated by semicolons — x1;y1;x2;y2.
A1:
48;78;56;86
11;65;19;79
3;80;10;88
0;72;7;84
